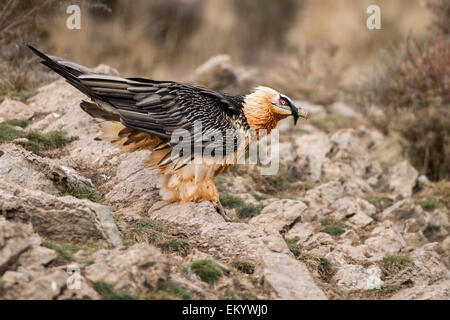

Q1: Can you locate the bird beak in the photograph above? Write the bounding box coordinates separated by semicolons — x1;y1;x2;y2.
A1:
290;104;309;125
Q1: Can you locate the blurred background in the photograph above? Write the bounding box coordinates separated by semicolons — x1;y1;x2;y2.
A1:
0;0;448;181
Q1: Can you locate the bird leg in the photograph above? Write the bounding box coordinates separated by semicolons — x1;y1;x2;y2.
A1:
214;201;231;222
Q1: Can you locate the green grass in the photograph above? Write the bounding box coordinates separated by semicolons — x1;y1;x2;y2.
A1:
0;89;37;102
367;284;402;296
251;193;269;201
0;120;72;154
41;240;82;261
18;131;71;154
129;218;190;256
68;187;104;203
157;238;190;256
3;119;29;128
366;195;394;211
163;281;191;300
317;257;334;280
382;255;413;274
284;237;300;257
320;217;346;235
183;259;223;286
219;192;264;219
300;253;335;282
416;198;440;211
231;260;255;274
92;281;137;300
0;121;24;142
240;290;257;300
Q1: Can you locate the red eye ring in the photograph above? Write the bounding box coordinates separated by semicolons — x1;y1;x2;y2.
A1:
280;99;286;105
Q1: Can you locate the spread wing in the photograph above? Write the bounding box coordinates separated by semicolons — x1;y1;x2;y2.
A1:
28;45;248;167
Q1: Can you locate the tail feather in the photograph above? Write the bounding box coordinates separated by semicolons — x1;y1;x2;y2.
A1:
28;45;102;99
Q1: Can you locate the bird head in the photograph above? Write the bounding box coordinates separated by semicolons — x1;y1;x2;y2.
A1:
269;92;309;125
243;86;309;132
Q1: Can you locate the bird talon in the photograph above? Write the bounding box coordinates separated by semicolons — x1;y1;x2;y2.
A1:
214;202;231;222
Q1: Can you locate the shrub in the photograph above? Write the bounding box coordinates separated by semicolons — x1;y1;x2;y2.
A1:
358;2;450;181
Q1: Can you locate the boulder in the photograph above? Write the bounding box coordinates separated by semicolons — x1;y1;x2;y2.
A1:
85;243;169;295
249;199;306;232
295;132;331;182
148;201;326;299
0;218;31;274
0;143;93;196
0;177;122;247
391;280;450;300
333;264;383;291
0;98;34;120
364;221;406;260
388;161;418;199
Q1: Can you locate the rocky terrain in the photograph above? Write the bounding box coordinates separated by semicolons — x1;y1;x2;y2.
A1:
0;58;449;300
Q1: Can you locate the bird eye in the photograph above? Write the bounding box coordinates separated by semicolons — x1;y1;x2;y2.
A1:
280;99;286;105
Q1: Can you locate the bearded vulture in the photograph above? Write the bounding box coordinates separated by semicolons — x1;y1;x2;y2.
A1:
28;45;309;221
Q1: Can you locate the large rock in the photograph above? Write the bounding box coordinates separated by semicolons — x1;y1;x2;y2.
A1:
333;264;383;291
391;280;450;300
389;243;450;286
303;180;373;220
0;177;122;247
0;143;93;196
103;150;159;211
85;243;169;294
329;196;375;227
0;267;99;300
388;161;418;199
192;55;258;94
0;98;34;120
295;132;331;182
249;199;307;232
148;201;326;300
0;218;31;274
364;221;406;261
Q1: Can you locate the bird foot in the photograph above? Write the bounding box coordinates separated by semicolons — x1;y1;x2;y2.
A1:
214;201;231;222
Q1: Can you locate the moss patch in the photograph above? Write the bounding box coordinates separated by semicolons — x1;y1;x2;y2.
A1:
92;281;137;300
320;217;346;235
219;192;263;219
